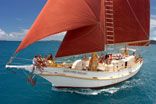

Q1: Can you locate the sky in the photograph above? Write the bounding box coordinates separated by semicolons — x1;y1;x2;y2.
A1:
0;0;156;41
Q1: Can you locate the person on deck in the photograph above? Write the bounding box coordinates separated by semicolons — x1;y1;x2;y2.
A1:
99;53;105;63
105;54;109;64
33;55;44;71
109;54;113;64
42;55;47;66
47;53;54;64
37;55;44;66
32;55;39;66
89;52;98;71
37;55;42;62
83;55;87;61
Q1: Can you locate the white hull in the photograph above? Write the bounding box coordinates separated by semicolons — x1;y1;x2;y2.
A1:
6;61;142;89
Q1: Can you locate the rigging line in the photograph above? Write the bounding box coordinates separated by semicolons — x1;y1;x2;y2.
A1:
11;63;23;65
7;52;16;65
101;0;105;52
104;0;115;53
140;42;151;55
22;69;29;77
6;68;26;79
14;57;32;61
126;0;149;39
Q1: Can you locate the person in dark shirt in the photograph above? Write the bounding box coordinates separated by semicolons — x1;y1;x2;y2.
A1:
47;53;54;64
47;53;53;60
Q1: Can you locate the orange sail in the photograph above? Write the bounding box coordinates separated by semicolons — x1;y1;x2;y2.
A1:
14;0;150;58
55;0;105;58
15;0;99;53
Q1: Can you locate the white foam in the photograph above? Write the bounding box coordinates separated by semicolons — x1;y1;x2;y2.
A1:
51;87;121;95
51;78;143;95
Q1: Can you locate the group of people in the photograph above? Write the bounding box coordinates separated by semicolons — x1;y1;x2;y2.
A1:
83;53;125;71
84;53;124;65
32;53;54;67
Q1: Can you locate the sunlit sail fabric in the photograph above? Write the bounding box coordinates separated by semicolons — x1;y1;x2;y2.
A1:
15;0;100;53
56;0;105;58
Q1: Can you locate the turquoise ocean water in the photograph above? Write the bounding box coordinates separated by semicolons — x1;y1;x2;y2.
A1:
0;41;156;104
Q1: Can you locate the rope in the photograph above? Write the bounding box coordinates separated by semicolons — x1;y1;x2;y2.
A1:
6;68;26;79
22;69;29;77
11;63;23;65
14;57;32;61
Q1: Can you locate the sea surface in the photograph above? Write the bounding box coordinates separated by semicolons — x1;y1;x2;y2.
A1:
0;41;156;104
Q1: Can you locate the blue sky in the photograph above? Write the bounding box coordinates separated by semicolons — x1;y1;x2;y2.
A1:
0;0;156;41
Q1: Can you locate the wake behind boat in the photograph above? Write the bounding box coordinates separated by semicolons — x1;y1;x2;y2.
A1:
6;0;150;89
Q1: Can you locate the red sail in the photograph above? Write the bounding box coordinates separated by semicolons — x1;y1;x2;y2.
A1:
55;0;105;58
14;0;150;58
112;0;150;45
15;0;99;53
55;0;150;58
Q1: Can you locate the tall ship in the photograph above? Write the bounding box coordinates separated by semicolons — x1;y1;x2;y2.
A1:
6;0;150;88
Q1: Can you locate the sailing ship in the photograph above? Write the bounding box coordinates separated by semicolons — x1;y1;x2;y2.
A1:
6;0;150;88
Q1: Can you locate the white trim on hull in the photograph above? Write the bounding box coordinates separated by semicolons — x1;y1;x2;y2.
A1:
6;61;142;89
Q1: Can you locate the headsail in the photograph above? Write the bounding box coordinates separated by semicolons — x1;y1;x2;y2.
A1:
15;0;99;53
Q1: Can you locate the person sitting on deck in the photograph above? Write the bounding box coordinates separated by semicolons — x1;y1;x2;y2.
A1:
89;52;98;71
47;53;54;64
83;55;87;61
118;54;122;60
42;55;47;67
105;54;109;64
99;53;105;64
33;55;44;71
109;54;113;64
37;55;44;66
32;55;39;66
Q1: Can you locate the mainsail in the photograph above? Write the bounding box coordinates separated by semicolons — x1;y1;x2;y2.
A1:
112;0;150;46
13;0;150;58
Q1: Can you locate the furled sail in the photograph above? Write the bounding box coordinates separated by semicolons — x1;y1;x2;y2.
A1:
15;0;100;53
